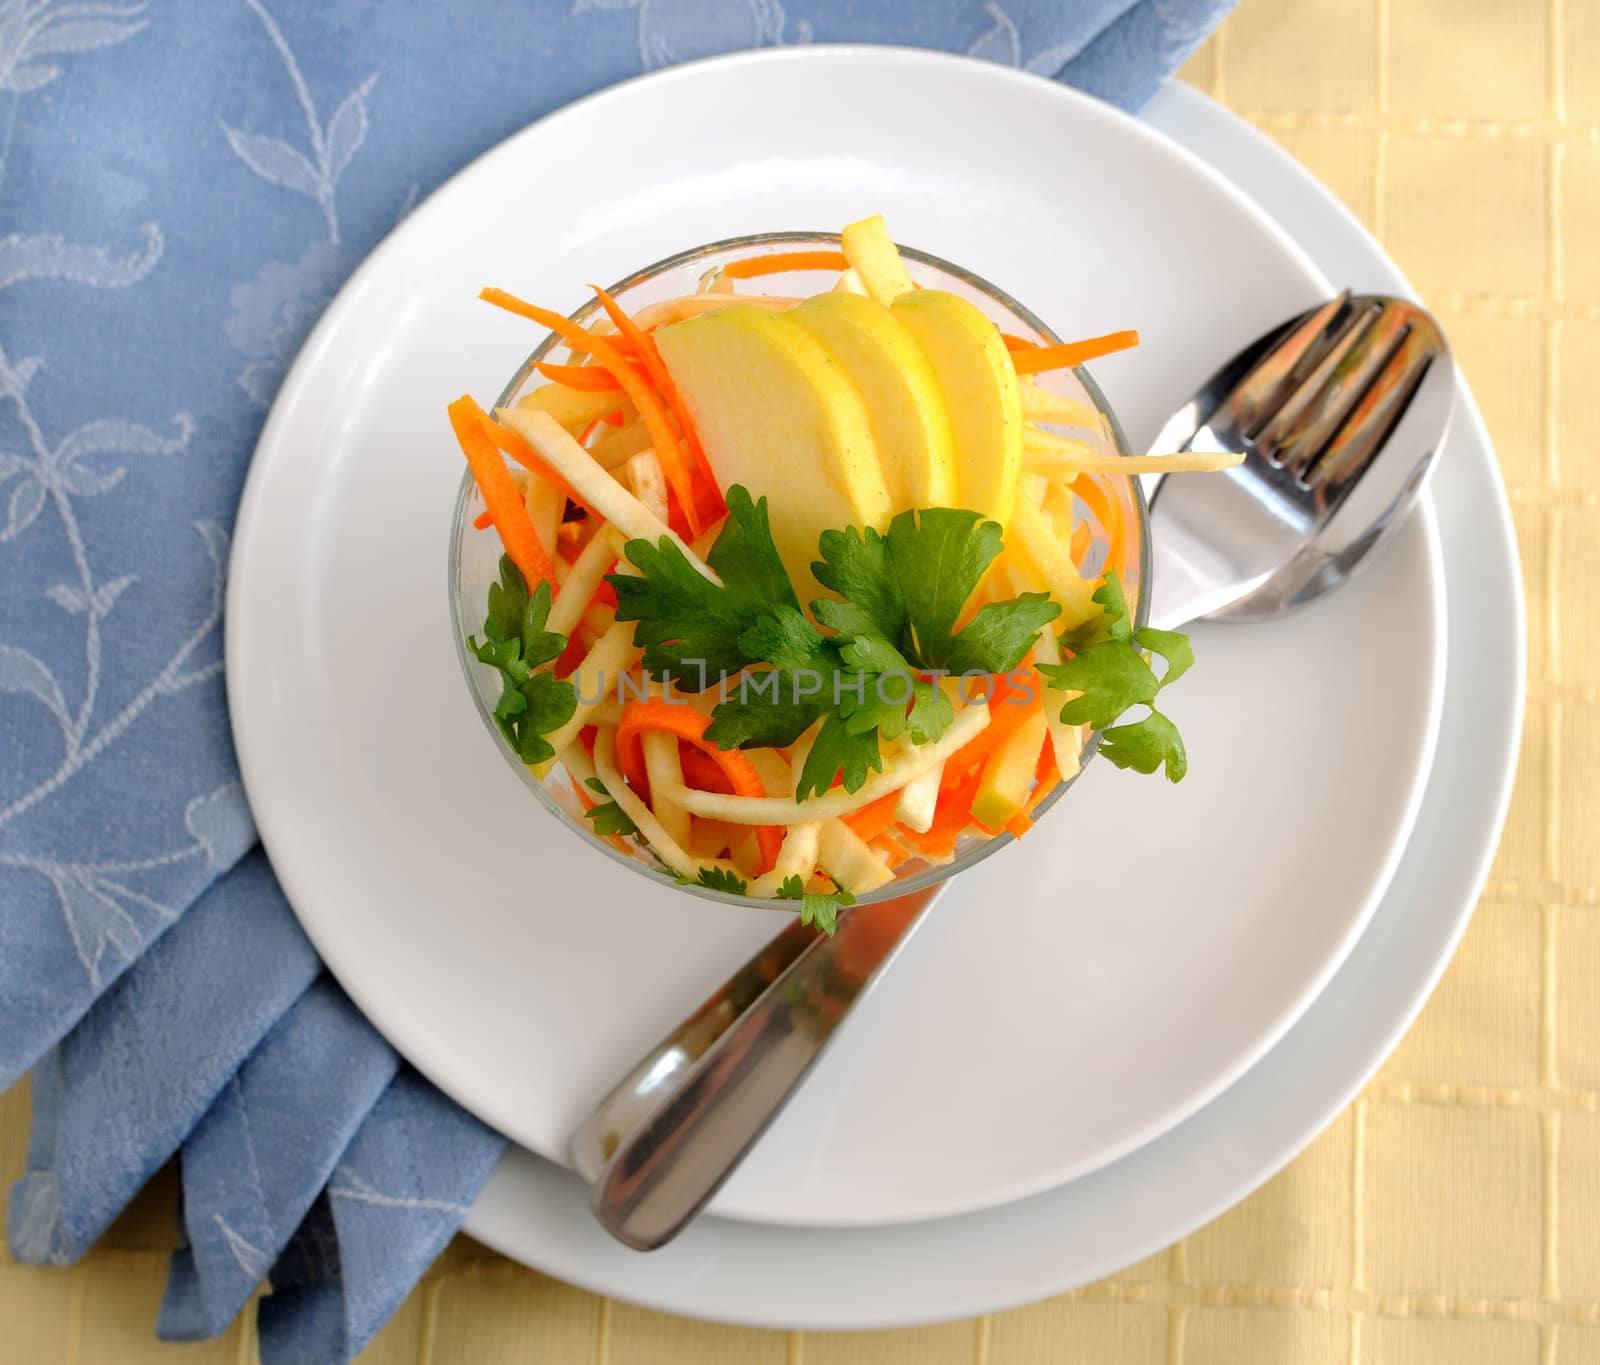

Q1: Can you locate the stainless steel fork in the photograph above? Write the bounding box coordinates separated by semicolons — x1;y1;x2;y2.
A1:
1147;292;1452;629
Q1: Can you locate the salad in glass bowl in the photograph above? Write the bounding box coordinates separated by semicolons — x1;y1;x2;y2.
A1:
449;216;1240;930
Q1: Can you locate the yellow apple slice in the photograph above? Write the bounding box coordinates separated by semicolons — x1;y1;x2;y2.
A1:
891;290;1022;526
789;293;957;511
840;214;915;304
971;708;1048;831
654;305;892;599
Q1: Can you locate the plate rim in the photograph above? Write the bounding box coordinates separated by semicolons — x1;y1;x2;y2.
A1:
227;46;1451;1229
455;75;1524;1329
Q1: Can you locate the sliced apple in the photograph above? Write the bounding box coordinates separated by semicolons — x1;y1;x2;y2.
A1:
654;305;892;598
840;214;914;304
789;293;957;511
971;708;1048;832
891;290;1022;526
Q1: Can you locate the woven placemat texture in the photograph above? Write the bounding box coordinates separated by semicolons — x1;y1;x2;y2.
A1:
1;0;1583;1359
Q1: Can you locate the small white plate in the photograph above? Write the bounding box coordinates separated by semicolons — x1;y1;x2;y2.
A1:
457;79;1522;1329
228;49;1445;1229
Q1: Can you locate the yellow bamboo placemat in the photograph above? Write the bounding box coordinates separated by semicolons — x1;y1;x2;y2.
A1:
2;1;1585;1358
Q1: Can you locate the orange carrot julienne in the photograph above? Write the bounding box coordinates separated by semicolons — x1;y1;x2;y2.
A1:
590;284;724;533
480;287;705;535
1072;473;1128;586
720;250;850;280
1000;332;1036;351
870;832;911;870
448;395;556;589
1070;520;1092;571
679;746;736;795
898;768;983;857
1010;330;1140;375
842;791;901;842
472;508;494;531
1025;740;1062;818
943;670;1044;788
473;408;595;517
533;361;629;391
614;700;782;872
1004;811;1034;839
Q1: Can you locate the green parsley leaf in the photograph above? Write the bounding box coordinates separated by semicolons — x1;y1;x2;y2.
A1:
813;508;1058;674
609;487;799;682
583;777;609;795
520;578;565;670
508;672;577;764
838;671;952;745
1040;641;1160;729
1133;626;1195;689
484;555;529;644
584;799;639;837
1059;571;1133;651
738;604;832;672
774;876;856;936
1101;709;1188;782
1038;571;1194;785
707;486;800;615
943;594;1063;675
683;866;748;896
609;535;754;681
812;524;903;643
468;557;577;766
795;711;883;800
884;508;1005;667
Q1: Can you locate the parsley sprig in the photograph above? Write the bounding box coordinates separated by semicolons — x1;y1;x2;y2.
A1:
609;487;1061;799
1038;571;1193;782
581;777;639;837
776;874;856;936
466;556;577;765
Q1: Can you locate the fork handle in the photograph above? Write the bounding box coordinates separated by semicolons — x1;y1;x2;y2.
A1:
587;887;937;1250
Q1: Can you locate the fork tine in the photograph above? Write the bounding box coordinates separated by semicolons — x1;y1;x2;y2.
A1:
1275;303;1414;481
1252;298;1388;466
1220;291;1352;434
1306;325;1439;491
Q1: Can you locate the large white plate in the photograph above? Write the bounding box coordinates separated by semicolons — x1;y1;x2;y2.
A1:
459;79;1523;1328
228;49;1445;1228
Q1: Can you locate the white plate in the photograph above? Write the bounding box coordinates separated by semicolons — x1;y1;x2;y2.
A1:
228;49;1445;1228
459;79;1523;1329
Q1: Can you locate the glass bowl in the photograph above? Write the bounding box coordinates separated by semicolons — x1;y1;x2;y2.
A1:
449;232;1151;910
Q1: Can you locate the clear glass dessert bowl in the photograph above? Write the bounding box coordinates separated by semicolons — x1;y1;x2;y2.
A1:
449;232;1150;911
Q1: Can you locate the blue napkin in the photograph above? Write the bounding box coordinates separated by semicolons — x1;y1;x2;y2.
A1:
0;0;1232;1358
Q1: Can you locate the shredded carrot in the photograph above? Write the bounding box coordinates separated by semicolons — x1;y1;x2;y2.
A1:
1000;332;1036;351
1070;520;1092;570
472;508;494;531
898;768;984;857
679;746;735;795
473;408;596;517
943;670;1045;788
614;700;781;871
870;832;911;870
552;633;586;679
842;791;901;842
720;250;850;280
1025;740;1062;817
1009;330;1141;375
480;287;706;536
590;284;724;533
601;410;625;427
1003;811;1034;839
448;395;556;588
533;361;628;392
1071;473;1129;585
